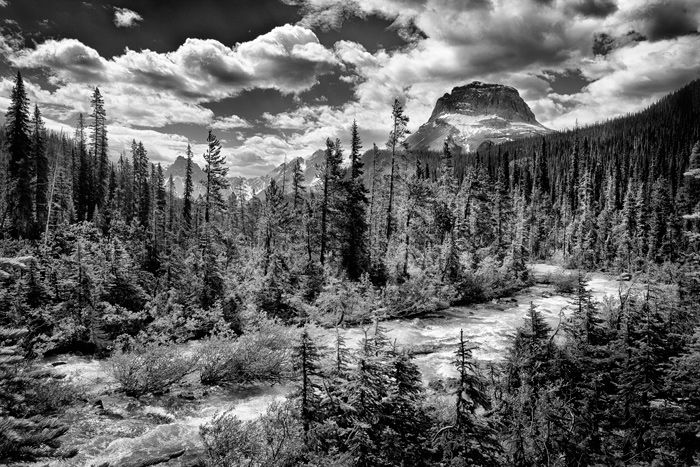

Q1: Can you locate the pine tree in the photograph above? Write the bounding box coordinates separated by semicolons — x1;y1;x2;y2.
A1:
31;104;49;233
567;133;580;214
341;121;370;280
4;71;34;238
535;137;550;198
438;330;501;465
136;143;150;227
293;327;323;444
183;143;194;231
89;87;108;210
382;347;431;465
202;130;229;224
259;179;291;275
647;176;672;262
291;158;305;210
385;98;409;243
75;114;93;222
634;182;649;264
319;138;343;265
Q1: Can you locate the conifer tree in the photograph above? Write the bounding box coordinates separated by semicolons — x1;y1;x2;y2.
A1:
291;158;305;210
202;130;229;224
75;114;93;222
647;176;672;262
31;104;49;232
293;328;323;444
438;329;501;465
319;138;343;265
341;121;370;280
89;87;108;209
4;71;34;238
183;143;194;231
385;98;409;243
259;179;291;275
567;133;580;214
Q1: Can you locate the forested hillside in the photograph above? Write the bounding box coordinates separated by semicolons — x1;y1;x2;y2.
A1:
1;69;700;466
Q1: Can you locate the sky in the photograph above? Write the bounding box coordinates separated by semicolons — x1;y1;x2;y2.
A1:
0;0;699;177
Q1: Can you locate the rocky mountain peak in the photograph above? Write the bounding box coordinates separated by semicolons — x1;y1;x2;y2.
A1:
406;81;551;152
429;81;538;124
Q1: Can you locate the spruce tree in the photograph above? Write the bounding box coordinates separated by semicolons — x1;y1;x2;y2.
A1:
202;130;229;224
75;114;93;222
292;327;323;444
291;158;305;210
183;143;194;231
31;104;49;232
438;329;501;465
89;87;108;210
319;138;343;265
385;98;409;243
4;71;34;238
341;121;370;280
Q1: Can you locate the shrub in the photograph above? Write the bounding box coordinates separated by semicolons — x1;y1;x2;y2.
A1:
110;341;197;397
199;321;293;386
550;272;578;294
385;272;451;317
200;401;303;467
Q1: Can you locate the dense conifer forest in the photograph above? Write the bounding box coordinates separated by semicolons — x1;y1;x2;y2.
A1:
1;70;700;466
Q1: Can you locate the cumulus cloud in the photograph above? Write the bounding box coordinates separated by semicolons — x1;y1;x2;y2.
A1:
5;0;700;176
11;25;339;100
113;7;143;28
5;24;340;131
211;115;252;130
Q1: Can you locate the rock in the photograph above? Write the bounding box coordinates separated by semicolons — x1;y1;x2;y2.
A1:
616;272;632;281
178;391;196;401
89;423;204;467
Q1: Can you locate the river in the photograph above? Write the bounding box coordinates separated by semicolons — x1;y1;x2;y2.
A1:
39;264;635;466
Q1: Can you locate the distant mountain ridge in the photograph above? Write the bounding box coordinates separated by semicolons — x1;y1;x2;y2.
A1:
165;81;552;196
164;149;326;199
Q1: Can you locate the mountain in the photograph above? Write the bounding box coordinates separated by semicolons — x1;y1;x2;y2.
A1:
165;82;552;196
405;81;552;152
164;155;206;198
165;149;327;199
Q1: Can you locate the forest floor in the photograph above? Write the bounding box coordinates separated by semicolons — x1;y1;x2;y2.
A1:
33;264;642;467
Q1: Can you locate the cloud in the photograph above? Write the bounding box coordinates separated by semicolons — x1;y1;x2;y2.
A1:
12;39;108;83
11;24;340;100
113;7;143;28
566;0;618;18
636;1;699;41
5;24;341;130
535;35;700;129
211;115;252;130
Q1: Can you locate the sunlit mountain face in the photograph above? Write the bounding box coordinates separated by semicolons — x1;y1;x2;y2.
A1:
0;0;699;177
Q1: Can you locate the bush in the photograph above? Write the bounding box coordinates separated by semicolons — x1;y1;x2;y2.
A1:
199;328;292;386
385;272;451;318
110;341;197;397
550;272;578;294
201;401;303;467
